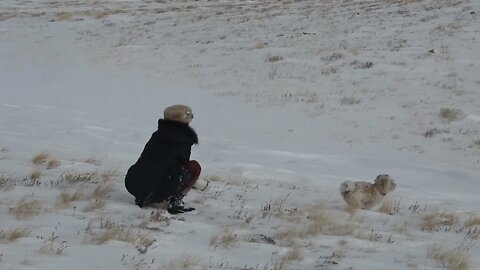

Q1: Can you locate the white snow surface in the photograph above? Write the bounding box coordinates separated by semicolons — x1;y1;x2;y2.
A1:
1;0;479;269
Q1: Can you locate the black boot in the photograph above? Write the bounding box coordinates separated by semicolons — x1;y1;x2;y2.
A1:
167;194;195;214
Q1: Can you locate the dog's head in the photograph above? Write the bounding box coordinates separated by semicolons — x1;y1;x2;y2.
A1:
340;181;356;193
374;174;396;195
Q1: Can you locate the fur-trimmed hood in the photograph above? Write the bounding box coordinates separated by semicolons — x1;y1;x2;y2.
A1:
155;119;198;145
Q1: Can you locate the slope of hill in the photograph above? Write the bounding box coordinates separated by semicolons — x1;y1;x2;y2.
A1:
1;0;479;269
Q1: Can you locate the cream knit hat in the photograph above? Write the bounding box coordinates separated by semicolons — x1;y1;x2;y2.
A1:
163;104;194;124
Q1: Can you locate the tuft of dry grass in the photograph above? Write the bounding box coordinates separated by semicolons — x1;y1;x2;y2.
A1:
261;197;302;221
322;52;343;62
46;159;61;169
439;108;464;122
10;197;43;219
32;152;50;165
422;211;459;232
89;226;154;253
351;60;374;69
464;215;480;228
339;96;361;105
0;174;16;190
90;184;114;199
39;230;68;256
29;169;42;180
210;227;238;248
59;171;97;184
0;227;31;243
83;199;106;212
284;245;303;262
273;258;287;270
394;221;410;234
55;11;74;21
150;210;170;223
265;54;283;62
99;169;120;181
31;152;60;169
472;139;480;148
84;158;101;166
276;208;357;244
427;244;470;270
271;245;304;270
55;189;85;207
305;209;357;236
378;200;401;215
165;255;201;270
254;42;268;49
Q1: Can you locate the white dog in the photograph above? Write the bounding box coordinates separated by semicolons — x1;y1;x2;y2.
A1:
339;174;396;209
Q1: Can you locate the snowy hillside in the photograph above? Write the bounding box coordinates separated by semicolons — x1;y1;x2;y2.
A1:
1;0;479;269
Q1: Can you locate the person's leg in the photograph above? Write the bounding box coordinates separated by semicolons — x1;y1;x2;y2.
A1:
166;161;202;213
179;160;201;195
185;160;201;181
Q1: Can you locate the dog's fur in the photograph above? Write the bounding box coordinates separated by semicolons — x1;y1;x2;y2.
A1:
339;174;396;209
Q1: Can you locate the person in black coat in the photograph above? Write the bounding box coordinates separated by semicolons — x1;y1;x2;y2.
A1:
125;105;201;213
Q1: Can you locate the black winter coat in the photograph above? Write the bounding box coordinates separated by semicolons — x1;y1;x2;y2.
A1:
125;119;198;203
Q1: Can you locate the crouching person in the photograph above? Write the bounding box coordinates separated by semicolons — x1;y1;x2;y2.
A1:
125;105;201;214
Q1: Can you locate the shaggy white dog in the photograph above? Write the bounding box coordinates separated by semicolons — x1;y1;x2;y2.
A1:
340;174;396;209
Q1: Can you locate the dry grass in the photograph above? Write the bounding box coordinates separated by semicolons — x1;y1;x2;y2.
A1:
39;231;68;256
265;54;283;62
261;197;301;221
210;227;238;249
83;199;106;212
55;189;85;207
55;184;111;210
394;221;410;234
322;52;343;62
51;9;124;21
427;244;470;270
305;209;357;236
284;245;303;262
355;227;390;242
439;108;464;122
473;139;480;148
90;184;114;199
0;174;16;190
464;215;480;228
31;152;60;169
165;255;201;270
422;211;459;232
254;42;268;49
59;171;97;184
87;218;155;253
271;246;304;270
339;96;361;105
55;11;74;21
29;169;42;180
99;169;120;181
46;159;61;169
150;210;171;223
276;208;357;244
273;258;287;270
378;200;401;215
89;226;154;253
351;60;374;69
0;227;31;243
10;197;43;219
84;157;101;166
32;152;50;165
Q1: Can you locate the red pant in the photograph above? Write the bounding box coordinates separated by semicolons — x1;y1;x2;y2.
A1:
181;160;201;193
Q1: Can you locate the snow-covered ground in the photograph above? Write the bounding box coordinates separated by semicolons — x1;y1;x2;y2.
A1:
1;0;479;269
